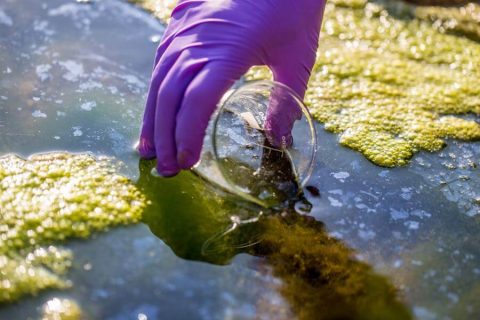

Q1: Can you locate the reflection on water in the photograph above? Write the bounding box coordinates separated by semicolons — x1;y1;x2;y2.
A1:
140;159;411;319
140;160;260;265
0;0;480;319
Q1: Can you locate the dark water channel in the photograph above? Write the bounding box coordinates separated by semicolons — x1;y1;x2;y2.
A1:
1;0;480;319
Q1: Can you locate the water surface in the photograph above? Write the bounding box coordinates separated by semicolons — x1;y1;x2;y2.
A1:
1;0;480;319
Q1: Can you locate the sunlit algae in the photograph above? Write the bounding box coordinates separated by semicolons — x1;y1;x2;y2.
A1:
0;153;146;303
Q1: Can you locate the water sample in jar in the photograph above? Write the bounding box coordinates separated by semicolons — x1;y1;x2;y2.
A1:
194;80;317;209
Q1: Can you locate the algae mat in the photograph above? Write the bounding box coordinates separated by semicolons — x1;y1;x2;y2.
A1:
0;153;146;303
133;0;480;167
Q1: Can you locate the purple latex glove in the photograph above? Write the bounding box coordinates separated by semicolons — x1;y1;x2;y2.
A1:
138;0;326;177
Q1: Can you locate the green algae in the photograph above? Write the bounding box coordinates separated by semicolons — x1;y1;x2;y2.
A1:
253;0;480;167
0;153;146;303
130;0;480;167
0;247;73;304
41;298;83;320
129;0;174;22
415;3;480;43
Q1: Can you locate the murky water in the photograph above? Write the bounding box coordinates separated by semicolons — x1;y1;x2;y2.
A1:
0;0;479;319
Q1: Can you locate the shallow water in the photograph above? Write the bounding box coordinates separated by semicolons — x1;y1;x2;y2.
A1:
0;1;288;318
1;0;480;319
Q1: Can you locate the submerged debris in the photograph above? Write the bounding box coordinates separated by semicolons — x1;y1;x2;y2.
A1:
305;185;321;197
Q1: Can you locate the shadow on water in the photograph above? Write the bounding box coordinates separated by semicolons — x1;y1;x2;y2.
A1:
138;159;412;319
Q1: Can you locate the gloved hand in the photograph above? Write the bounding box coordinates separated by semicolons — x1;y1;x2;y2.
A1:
138;0;326;177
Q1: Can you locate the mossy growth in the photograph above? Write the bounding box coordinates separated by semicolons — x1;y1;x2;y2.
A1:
415;3;480;43
132;0;480;167
41;298;83;320
254;214;412;320
129;0;175;22
248;0;480;167
0;153;146;303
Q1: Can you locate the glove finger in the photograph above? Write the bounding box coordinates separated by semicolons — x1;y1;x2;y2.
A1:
154;50;208;176
153;32;174;66
138;45;182;159
138;2;202;159
264;62;312;148
175;60;249;169
264;85;303;148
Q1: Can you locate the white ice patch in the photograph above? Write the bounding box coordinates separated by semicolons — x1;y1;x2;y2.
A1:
118;74;146;89
108;86;118;94
378;170;389;178
400;187;413;200
48;3;90;17
410;209;432;219
411;259;423;266
80;101;97;111
36;64;52;81
33;45;48;56
72;127;83;137
358;229;376;240
355;203;376;213
466;207;479;217
447;292;459;304
393;259;403;268
78;81;103;91
413;307;437;320
328;196;343;207
48;3;95;31
0;9;13;26
33;20;54;36
404;220;420;230
390;208;409;220
59;60;84;82
328;189;343;195
331;171;350;182
32;110;47;118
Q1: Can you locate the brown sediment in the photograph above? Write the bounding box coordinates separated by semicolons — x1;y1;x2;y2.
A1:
253;214;412;320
